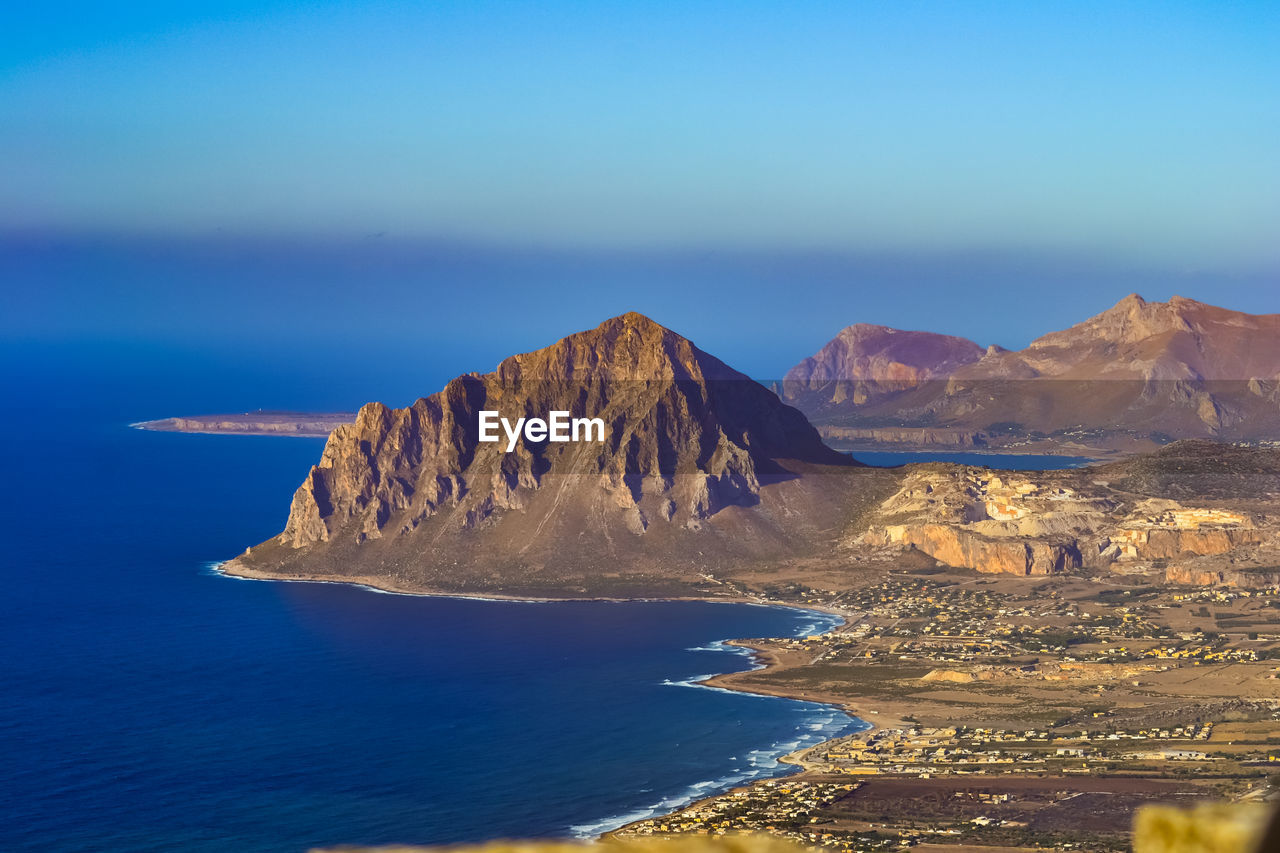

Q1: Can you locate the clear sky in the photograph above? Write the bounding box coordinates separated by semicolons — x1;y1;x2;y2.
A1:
3;1;1278;402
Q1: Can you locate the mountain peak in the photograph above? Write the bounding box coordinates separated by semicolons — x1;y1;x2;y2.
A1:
782;324;984;402
231;315;855;592
1030;294;1200;351
616;310;661;325
837;323;895;338
496;311;739;383
593;311;668;334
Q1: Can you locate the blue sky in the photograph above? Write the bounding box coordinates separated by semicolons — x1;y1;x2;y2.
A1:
3;1;1278;399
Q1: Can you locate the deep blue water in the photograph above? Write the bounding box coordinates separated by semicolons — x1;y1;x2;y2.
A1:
850;450;1096;470
0;359;859;853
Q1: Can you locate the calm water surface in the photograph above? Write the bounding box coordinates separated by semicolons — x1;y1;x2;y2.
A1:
0;366;860;853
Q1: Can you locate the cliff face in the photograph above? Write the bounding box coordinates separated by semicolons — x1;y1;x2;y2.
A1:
862;523;1082;576
231;313;864;596
785;295;1280;448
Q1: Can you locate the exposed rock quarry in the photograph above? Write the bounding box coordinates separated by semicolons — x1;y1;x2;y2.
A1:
863;523;1082;576
853;444;1280;582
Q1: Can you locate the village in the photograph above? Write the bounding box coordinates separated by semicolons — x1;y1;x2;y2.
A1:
615;567;1280;851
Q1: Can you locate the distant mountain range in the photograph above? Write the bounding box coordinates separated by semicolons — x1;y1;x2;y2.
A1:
781;294;1280;452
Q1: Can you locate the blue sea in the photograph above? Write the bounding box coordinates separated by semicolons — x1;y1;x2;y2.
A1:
0;352;861;853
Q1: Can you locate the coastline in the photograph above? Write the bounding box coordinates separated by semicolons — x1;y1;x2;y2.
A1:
210;559;870;839
216;559;774;605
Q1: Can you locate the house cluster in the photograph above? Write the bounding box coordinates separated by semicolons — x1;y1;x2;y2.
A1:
810;723;1221;778
1141;644;1258;662
1171;587;1280;604
618;780;863;846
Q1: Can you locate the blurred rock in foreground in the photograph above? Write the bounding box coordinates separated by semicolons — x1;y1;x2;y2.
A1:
1133;802;1274;853
314;838;804;853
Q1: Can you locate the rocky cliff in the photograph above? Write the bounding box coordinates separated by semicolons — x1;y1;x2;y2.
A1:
784;295;1280;449
861;522;1082;576
228;313;868;597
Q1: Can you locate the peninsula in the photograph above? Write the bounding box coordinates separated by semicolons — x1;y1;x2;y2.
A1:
222;309;1280;851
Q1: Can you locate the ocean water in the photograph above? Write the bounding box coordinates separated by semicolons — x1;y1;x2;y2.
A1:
849;450;1096;470
0;356;861;853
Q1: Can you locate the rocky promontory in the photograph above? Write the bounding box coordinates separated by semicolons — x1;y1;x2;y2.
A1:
227;313;872;597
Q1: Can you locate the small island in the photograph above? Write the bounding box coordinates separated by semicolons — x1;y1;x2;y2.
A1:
132;411;354;437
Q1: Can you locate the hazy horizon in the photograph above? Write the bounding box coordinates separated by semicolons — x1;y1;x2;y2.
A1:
5;1;1278;408
5;2;1278;263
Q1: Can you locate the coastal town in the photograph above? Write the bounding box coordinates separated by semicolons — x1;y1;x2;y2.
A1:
614;567;1280;851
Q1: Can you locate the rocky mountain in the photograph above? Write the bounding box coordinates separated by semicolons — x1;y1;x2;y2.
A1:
784;295;1280;451
227;313;873;597
781;324;986;409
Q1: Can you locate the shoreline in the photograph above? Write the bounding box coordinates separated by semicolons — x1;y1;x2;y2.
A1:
215;559;789;606
210;559;870;838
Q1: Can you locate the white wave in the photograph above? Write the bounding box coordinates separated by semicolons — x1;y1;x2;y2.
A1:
661;675;718;688
686;640;744;653
788;612;844;638
202;559;543;602
569;702;862;838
